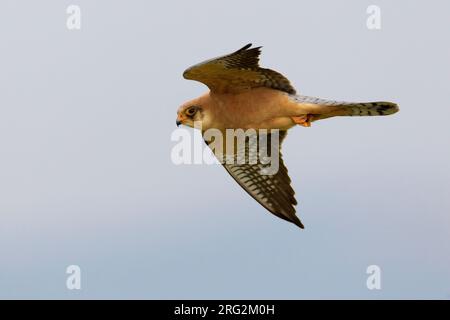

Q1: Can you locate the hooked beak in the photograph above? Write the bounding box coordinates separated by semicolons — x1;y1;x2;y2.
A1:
175;113;183;127
176;114;185;127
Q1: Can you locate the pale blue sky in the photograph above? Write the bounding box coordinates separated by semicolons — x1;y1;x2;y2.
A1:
0;0;449;299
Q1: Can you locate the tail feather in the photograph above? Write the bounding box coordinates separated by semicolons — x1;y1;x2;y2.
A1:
343;101;399;117
292;95;399;121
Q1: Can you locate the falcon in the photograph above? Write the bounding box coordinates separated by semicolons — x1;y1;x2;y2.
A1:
176;44;398;229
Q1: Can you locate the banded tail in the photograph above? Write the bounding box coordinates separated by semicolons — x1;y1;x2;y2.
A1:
292;95;399;122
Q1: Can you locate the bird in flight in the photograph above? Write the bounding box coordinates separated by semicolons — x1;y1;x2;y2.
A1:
176;44;398;229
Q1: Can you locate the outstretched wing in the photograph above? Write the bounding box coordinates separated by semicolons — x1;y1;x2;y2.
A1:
183;44;296;94
208;130;303;229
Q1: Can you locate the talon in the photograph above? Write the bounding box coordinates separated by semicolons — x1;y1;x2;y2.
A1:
292;114;313;127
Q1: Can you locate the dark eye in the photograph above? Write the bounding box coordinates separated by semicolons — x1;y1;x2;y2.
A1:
186;107;197;116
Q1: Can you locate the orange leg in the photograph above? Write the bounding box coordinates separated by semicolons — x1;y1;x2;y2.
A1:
292;114;313;127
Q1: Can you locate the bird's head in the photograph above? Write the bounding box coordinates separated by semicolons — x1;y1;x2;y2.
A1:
176;96;212;129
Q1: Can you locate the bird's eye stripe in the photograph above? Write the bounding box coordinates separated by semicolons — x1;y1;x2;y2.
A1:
186;107;197;116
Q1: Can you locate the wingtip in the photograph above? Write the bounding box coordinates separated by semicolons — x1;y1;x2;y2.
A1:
293;217;305;229
237;43;262;52
182;67;194;80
